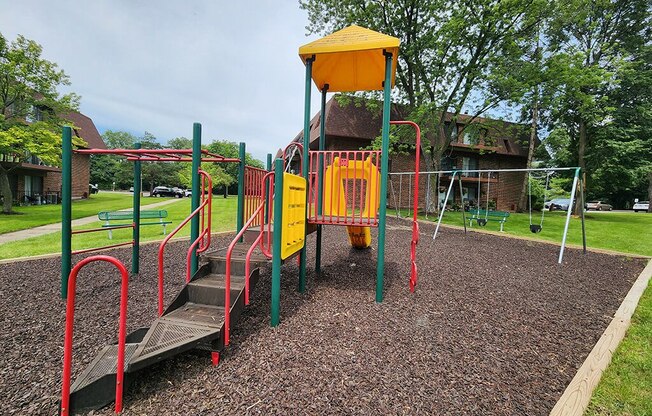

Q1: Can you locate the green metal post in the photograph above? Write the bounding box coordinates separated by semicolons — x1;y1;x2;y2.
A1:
271;158;284;326
298;56;314;293
132;141;142;274
236;142;246;236
61;126;72;299
376;51;393;303
265;153;272;221
315;84;328;274
190;123;202;275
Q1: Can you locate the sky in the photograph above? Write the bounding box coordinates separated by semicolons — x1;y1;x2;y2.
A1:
0;0;326;162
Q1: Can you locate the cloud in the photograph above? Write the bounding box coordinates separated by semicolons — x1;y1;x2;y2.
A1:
1;0;323;162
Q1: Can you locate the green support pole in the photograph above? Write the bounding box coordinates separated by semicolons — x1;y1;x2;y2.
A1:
132;141;142;274
315;84;328;274
236;142;246;236
376;51;393;303
298;56;314;293
190;123;202;276
271;158;284;326
61;126;72;299
265;153;272;221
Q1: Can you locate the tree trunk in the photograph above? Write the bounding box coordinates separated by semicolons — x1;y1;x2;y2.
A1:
0;167;14;214
648;170;652;213
517;95;539;212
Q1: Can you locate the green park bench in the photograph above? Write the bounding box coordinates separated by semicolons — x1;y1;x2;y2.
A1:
98;210;171;239
468;209;510;232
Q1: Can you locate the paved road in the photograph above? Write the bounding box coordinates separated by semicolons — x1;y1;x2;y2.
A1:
0;198;179;245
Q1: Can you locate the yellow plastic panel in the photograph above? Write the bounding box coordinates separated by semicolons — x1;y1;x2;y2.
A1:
322;156;380;218
280;172;307;260
299;25;400;92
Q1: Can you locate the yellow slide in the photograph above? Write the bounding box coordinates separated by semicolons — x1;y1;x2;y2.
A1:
322;156;380;249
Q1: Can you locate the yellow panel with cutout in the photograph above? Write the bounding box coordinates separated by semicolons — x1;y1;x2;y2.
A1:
280;172;307;260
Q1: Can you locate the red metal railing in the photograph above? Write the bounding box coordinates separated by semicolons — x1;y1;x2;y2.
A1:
71;224;135;256
224;171;274;346
307;150;381;227
60;255;129;416
244;166;266;227
157;170;212;316
390;120;421;292
259;172;275;259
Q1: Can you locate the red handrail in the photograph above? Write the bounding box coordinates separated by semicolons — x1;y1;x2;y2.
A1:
158;170;212;316
224;171;274;345
390;120;421;292
306;150;381;226
61;255;129;416
260;172;275;258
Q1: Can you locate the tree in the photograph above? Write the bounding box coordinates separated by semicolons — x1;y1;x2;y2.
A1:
588;44;652;208
0;33;81;213
545;0;649;183
204;139;264;195
301;0;545;173
167;136;192;150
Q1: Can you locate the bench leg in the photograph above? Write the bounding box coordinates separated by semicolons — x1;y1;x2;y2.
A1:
162;222;167;235
500;222;504;232
107;220;113;240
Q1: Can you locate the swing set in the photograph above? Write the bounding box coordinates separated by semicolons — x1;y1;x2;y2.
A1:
388;166;587;264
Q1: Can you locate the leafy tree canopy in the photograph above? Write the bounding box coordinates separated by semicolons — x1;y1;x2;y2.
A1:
0;32;81;213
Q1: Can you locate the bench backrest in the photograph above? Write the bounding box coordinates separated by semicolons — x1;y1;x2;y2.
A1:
469;209;510;218
98;210;168;221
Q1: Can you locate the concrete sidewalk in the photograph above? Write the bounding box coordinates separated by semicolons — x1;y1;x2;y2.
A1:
0;198;179;245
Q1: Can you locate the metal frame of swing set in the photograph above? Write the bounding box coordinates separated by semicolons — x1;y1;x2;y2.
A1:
388;167;587;265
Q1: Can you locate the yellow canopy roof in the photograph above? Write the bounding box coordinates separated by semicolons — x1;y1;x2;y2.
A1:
299;25;400;92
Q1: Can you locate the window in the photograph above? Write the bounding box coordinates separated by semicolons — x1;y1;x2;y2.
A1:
449;123;458;142
441;156;455;171
462;157;478;177
462;127;478;145
503;139;512;153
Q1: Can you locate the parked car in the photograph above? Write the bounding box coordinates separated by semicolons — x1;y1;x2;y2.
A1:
183;189;192;197
586;200;612;211
151;186;181;197
89;184;99;194
633;200;649;212
545;198;571;211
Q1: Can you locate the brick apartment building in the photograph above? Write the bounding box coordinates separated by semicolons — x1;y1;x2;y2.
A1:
290;96;532;212
2;111;106;204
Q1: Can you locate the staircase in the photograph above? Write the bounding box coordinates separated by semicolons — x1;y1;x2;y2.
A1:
63;241;269;414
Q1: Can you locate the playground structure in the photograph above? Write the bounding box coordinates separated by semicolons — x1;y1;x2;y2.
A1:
388;167;587;263
58;25;423;414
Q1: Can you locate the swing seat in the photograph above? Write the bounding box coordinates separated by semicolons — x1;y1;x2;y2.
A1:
530;224;542;233
476;218;487;227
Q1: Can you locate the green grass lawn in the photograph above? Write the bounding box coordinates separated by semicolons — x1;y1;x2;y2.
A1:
392;208;652;257
0;196;237;260
0;192;170;234
585;280;652;416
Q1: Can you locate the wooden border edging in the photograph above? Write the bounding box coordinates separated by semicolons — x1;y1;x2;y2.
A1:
549;258;652;415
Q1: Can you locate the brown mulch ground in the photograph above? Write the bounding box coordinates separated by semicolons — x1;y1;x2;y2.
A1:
0;218;647;415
